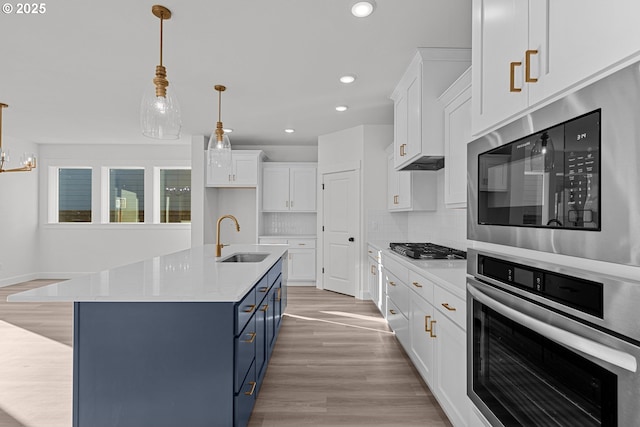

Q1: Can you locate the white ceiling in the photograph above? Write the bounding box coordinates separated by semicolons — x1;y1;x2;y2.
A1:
1;0;471;147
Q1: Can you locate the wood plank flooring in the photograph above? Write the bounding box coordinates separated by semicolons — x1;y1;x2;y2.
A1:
0;281;451;427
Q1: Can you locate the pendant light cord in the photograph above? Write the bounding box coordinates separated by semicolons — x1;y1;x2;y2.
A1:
159;12;164;67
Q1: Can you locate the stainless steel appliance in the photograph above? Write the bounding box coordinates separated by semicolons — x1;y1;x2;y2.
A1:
467;62;640;266
467;248;640;427
389;242;466;260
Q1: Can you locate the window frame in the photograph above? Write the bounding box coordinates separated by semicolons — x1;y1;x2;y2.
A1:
154;167;192;225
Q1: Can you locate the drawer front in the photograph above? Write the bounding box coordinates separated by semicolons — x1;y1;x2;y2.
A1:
255;275;271;305
408;270;434;302
234;360;257;427
235;316;257;393
367;244;381;263
383;254;409;284
385;269;409;316
386;296;409;349
259;237;288;244
434;285;466;330
288;238;316;249
236;287;257;335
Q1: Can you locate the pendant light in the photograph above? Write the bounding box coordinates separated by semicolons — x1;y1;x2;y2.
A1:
0;103;37;174
140;5;181;140
207;85;232;168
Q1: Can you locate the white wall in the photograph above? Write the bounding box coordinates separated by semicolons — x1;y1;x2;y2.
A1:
235;145;318;162
0;137;40;285
37;143;191;277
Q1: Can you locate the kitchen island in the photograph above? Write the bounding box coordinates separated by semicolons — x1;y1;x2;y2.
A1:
9;244;288;427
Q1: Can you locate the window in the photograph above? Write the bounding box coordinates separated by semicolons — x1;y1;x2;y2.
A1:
109;169;144;223
58;168;92;222
160;169;191;223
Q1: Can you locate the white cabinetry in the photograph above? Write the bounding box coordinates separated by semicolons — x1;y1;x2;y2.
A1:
259;237;316;285
206;151;263;187
391;48;471;170
262;164;317;212
440;68;472;209
368;245;384;316
472;0;640;135
386;147;436;212
381;251;471;427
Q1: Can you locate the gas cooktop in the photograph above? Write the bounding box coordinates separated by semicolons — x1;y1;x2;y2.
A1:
389;243;467;260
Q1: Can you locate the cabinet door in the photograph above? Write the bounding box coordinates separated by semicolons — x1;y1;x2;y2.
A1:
393;92;408;168
206;163;232;186
472;0;530;134
387;155;400;210
529;1;640;106
288;248;316;281
434;315;469;427
232;154;258;186
262;167;290;211
408;295;436;386
395;169;412;210
444;84;472;208
290;167;316;211
405;69;422;163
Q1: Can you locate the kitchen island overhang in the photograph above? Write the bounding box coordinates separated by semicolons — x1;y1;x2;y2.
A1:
9;244;288;427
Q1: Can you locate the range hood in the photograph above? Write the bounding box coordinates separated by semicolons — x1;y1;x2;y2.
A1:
398;155;444;171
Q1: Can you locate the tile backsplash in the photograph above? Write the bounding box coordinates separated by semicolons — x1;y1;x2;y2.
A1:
366;170;468;250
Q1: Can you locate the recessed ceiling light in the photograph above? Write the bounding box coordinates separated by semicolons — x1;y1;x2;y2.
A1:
351;1;375;18
223;128;233;133
336;105;348;112
339;74;357;84
284;128;295;133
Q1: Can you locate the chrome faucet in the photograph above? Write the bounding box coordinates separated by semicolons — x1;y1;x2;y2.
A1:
216;214;240;257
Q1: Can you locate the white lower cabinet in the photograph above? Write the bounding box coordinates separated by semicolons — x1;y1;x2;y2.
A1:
381;250;473;427
259;237;316;284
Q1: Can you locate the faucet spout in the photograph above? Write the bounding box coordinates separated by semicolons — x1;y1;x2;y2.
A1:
215;214;241;257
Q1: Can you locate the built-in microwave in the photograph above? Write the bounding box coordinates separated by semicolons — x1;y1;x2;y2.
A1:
467;61;640;267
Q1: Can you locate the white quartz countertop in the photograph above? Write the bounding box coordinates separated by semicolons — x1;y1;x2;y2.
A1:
8;244;288;303
368;241;467;297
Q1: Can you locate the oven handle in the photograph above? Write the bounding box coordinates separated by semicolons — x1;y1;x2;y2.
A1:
468;280;638;373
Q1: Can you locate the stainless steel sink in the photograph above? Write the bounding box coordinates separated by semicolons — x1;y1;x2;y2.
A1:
219;252;269;263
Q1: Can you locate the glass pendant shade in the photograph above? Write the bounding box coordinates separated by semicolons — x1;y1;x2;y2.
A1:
141;84;181;139
207;132;232;168
530;131;555;172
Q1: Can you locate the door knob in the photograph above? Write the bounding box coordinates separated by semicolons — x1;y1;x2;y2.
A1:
348;237;355;242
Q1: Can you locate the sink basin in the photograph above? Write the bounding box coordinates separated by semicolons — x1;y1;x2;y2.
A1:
219;252;269;263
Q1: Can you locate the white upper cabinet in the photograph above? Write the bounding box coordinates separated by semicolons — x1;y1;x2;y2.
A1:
387;148;436;212
392;48;471;170
262;163;317;212
440;68;472;209
472;0;640;135
206;151;263;187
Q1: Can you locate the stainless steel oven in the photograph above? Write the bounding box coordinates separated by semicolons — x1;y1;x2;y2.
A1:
467;249;640;427
467;61;640;266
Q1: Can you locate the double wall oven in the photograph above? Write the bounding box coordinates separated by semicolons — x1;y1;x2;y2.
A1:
467;62;640;426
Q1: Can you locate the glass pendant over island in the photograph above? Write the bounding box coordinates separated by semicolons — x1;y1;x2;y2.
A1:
140;5;181;140
207;85;232;168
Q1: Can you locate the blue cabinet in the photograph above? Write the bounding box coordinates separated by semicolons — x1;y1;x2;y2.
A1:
73;257;285;427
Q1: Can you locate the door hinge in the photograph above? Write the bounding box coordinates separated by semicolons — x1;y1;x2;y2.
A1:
322;226;324;232
322;184;325;190
322;268;324;274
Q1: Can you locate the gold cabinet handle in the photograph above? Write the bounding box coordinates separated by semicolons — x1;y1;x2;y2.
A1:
368;250;373;254
399;144;405;157
388;281;396;286
259;287;268;293
276;288;281;302
412;281;422;288
371;265;376;275
244;381;257;396
425;316;437;338
525;49;538;83
442;303;457;311
243;304;256;313
389;309;397;315
261;304;269;312
243;332;257;343
510;61;522;92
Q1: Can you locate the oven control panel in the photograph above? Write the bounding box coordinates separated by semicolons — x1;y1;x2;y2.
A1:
478;254;603;318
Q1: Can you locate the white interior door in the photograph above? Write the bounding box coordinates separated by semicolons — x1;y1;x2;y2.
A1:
322;170;358;296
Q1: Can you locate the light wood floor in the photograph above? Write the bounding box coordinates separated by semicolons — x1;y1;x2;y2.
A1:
0;281;451;427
